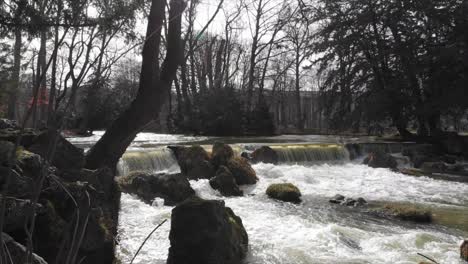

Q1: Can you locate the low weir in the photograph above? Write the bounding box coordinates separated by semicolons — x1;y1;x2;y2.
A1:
116;142;414;175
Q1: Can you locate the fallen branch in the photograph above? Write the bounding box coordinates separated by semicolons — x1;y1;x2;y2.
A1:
417;253;439;264
130;219;168;264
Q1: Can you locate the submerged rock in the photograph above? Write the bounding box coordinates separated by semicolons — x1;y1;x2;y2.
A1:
363;151;397;169
211;142;235;168
118;171;195;205
330;195;367;207
2;233;47;264
168;145;215;179
226;157;258;185
167;197;248;264
380;204;432;223
209;166;243;197
266;183;302;204
461;240;468;261
251;146;278;164
329;194;345;204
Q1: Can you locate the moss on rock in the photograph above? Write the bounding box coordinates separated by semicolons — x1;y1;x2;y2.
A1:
382;204;432;223
266;183;302;204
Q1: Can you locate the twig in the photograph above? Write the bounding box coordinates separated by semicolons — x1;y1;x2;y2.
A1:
417;253;439;264
129;219;168;264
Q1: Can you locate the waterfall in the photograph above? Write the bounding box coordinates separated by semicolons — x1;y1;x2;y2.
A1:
272;144;350;163
117;148;179;176
345;142;413;159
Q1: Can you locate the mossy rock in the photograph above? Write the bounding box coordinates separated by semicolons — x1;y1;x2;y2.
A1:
266;183;301;204
381;204;432;223
226;157;258;185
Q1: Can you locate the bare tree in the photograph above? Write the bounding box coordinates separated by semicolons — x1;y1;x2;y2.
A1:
85;0;186;170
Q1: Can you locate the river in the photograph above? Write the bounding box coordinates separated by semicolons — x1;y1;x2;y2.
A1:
68;132;468;264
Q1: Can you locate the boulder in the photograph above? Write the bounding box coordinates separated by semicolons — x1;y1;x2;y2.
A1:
381;204;432;223
226;157;258;185
0;140;15;165
38;180;120;264
329;195;366;207
461;240;468;261
118;172;195;205
363;151;397;169
266;183;301;204
211;142;234;168
28;130;85;172
167;197;248;264
342;197;367;207
2;233;47;264
16;148;44;179
168;145;215;179
251;146;278;164
209;166;243;197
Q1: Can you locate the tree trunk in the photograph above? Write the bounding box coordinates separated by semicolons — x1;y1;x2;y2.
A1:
295;54;303;130
7;28;21;121
85;0;185;170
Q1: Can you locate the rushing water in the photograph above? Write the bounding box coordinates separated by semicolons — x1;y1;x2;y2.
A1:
68;132;468;264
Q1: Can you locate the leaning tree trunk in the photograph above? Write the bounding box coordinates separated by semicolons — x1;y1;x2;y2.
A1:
85;0;185;170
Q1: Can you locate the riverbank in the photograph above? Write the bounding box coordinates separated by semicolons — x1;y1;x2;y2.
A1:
0;120;119;263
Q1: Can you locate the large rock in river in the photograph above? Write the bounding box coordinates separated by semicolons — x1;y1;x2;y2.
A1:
168;145;215;179
211;142;235;168
363;151;397;169
226;156;258;185
167;197;248;264
209;166;243;197
118;171;195;205
266;183;302;204
251;146;278;164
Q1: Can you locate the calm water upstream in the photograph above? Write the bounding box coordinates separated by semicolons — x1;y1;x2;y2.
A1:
69;132;468;264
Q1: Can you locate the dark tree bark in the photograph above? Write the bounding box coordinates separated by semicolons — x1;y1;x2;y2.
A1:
7;28;21;121
85;0;186;170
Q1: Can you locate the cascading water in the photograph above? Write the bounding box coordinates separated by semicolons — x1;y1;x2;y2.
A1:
117;162;468;264
271;144;350;163
65;133;467;264
117;148;180;176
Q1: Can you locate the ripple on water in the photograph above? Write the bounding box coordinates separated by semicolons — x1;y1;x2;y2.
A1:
117;163;467;264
